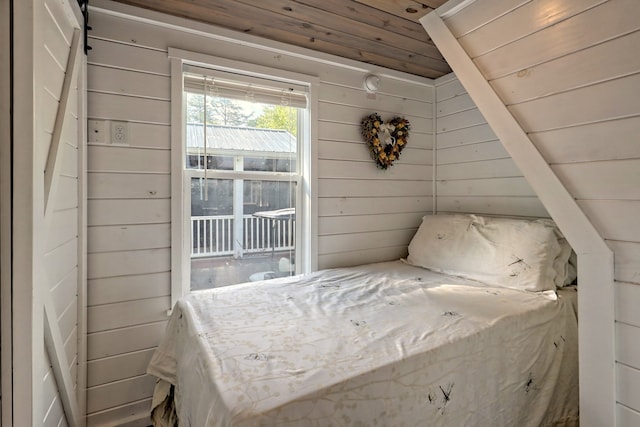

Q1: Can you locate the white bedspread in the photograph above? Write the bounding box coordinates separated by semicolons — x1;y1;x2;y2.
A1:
147;260;578;426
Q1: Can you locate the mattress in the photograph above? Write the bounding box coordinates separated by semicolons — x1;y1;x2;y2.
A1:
147;260;578;426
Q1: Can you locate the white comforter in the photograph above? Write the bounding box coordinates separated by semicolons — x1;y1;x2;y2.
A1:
147;260;578;426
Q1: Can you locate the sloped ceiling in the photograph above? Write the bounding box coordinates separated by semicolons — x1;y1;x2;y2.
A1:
110;0;452;79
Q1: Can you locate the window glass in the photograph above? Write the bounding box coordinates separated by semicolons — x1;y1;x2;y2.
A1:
184;69;305;291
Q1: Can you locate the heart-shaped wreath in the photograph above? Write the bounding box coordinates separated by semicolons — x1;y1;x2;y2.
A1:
361;113;411;169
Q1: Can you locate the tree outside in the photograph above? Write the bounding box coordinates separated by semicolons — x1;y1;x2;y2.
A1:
187;92;296;136
186;93;254;126
248;105;297;136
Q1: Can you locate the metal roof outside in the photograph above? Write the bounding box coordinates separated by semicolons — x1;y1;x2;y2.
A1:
186;124;296;154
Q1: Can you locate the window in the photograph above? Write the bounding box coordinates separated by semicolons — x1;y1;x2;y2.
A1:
169;50;315;301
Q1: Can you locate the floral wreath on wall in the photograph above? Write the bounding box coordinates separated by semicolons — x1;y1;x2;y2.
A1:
361;113;411;170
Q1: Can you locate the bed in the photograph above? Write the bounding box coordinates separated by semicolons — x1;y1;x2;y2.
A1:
147;214;579;426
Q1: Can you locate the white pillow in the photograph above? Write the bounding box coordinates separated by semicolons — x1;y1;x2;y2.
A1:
406;214;572;292
556;244;577;287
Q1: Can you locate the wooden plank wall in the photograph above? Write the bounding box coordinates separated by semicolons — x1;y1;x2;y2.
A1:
86;1;434;424
43;349;68;426
434;74;547;217
441;0;640;424
40;0;83;425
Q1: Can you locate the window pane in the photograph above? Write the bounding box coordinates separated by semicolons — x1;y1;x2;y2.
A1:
190;178;233;216
242;157;296;173
244;157;274;172
243;180;295;213
186;154;233;170
190;179;296;291
276;158;295;172
185;70;302;292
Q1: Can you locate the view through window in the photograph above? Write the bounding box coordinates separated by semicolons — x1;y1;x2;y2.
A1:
183;67;307;290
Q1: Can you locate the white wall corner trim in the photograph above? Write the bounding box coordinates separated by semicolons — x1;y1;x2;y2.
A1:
421;11;615;427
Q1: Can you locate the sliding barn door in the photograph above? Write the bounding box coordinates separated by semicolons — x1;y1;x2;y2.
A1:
12;0;87;425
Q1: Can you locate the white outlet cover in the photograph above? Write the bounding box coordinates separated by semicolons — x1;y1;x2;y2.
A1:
110;120;128;144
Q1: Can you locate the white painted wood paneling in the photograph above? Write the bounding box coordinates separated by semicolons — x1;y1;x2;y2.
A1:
87;348;155;388
318;228;417;255
88;145;170;173
45;209;78;253
87;38;170;76
552;160;640;200
44;239;78;291
44;1;83;425
492;30;640;106
88;92;170;124
87;297;170;334
85;1;435;423
12;0;84;424
86;374;156;414
87;223;170;253
318;160;431;181
436;123;496;149
434;76;545;218
318;196;431;217
88;172;170;199
318;212;424;236
436;158;524;181
617;404;640;427
318;246;409;270
437;177;537;197
88;272;170;306
471;0;640;80
85;399;152;427
457;0;606;59
578;200;640;243
610;242;640;285
87;248;170;280
435;0;640;424
437;108;486;132
88;64;170;100
531;117;640;164
437;140;509;165
51;269;78;319
616;322;640;368
440;0;530;37
617;364;640;418
318;179;430;198
43;353;66;427
89;123;170;150
51;176;78;211
509;73;640;133
87;321;168;360
318;141;431;165
437;196;549;218
615;283;640;328
318;103;432;133
88;199;170;226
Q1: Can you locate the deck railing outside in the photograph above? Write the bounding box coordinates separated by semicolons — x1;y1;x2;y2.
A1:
191;214;295;257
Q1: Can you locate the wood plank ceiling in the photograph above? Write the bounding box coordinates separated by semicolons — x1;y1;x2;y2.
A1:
109;0;452;79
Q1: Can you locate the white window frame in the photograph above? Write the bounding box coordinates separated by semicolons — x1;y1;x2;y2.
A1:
169;48;318;308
